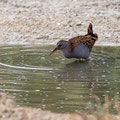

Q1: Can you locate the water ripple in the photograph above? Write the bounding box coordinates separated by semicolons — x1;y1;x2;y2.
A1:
0;62;54;71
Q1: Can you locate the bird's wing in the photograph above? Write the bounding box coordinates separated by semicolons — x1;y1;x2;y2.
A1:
68;34;98;52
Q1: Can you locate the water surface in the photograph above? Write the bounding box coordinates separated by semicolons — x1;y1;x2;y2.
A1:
0;45;120;113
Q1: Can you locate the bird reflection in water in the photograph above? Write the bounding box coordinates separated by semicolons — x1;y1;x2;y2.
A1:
56;60;96;91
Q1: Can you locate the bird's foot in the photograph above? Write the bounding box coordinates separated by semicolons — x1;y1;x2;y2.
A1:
75;59;86;63
75;58;88;62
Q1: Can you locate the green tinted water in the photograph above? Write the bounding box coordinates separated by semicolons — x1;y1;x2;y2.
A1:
0;45;120;113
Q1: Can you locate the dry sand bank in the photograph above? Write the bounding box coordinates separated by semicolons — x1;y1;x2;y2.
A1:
0;0;120;45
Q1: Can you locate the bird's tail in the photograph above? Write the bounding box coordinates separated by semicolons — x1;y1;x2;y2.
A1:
88;23;93;34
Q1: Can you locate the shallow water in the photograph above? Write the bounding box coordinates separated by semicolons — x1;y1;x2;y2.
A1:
0;45;120;113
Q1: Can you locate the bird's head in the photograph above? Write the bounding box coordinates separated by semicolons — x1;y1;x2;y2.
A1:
49;40;67;56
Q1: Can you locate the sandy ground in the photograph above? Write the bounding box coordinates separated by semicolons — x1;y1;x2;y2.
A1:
0;92;120;120
0;0;120;45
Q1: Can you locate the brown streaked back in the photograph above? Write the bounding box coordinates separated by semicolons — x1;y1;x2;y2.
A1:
68;23;98;52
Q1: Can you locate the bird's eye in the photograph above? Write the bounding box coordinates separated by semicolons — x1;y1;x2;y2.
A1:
58;44;62;47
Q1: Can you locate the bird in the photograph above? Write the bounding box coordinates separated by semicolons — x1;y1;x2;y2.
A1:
49;23;98;60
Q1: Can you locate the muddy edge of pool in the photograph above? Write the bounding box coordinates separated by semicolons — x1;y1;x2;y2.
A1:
0;0;120;45
0;93;119;120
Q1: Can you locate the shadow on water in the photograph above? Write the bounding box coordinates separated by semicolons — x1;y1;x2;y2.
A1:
0;45;120;113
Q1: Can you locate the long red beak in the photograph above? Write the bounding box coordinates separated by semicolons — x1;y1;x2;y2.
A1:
49;47;58;56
